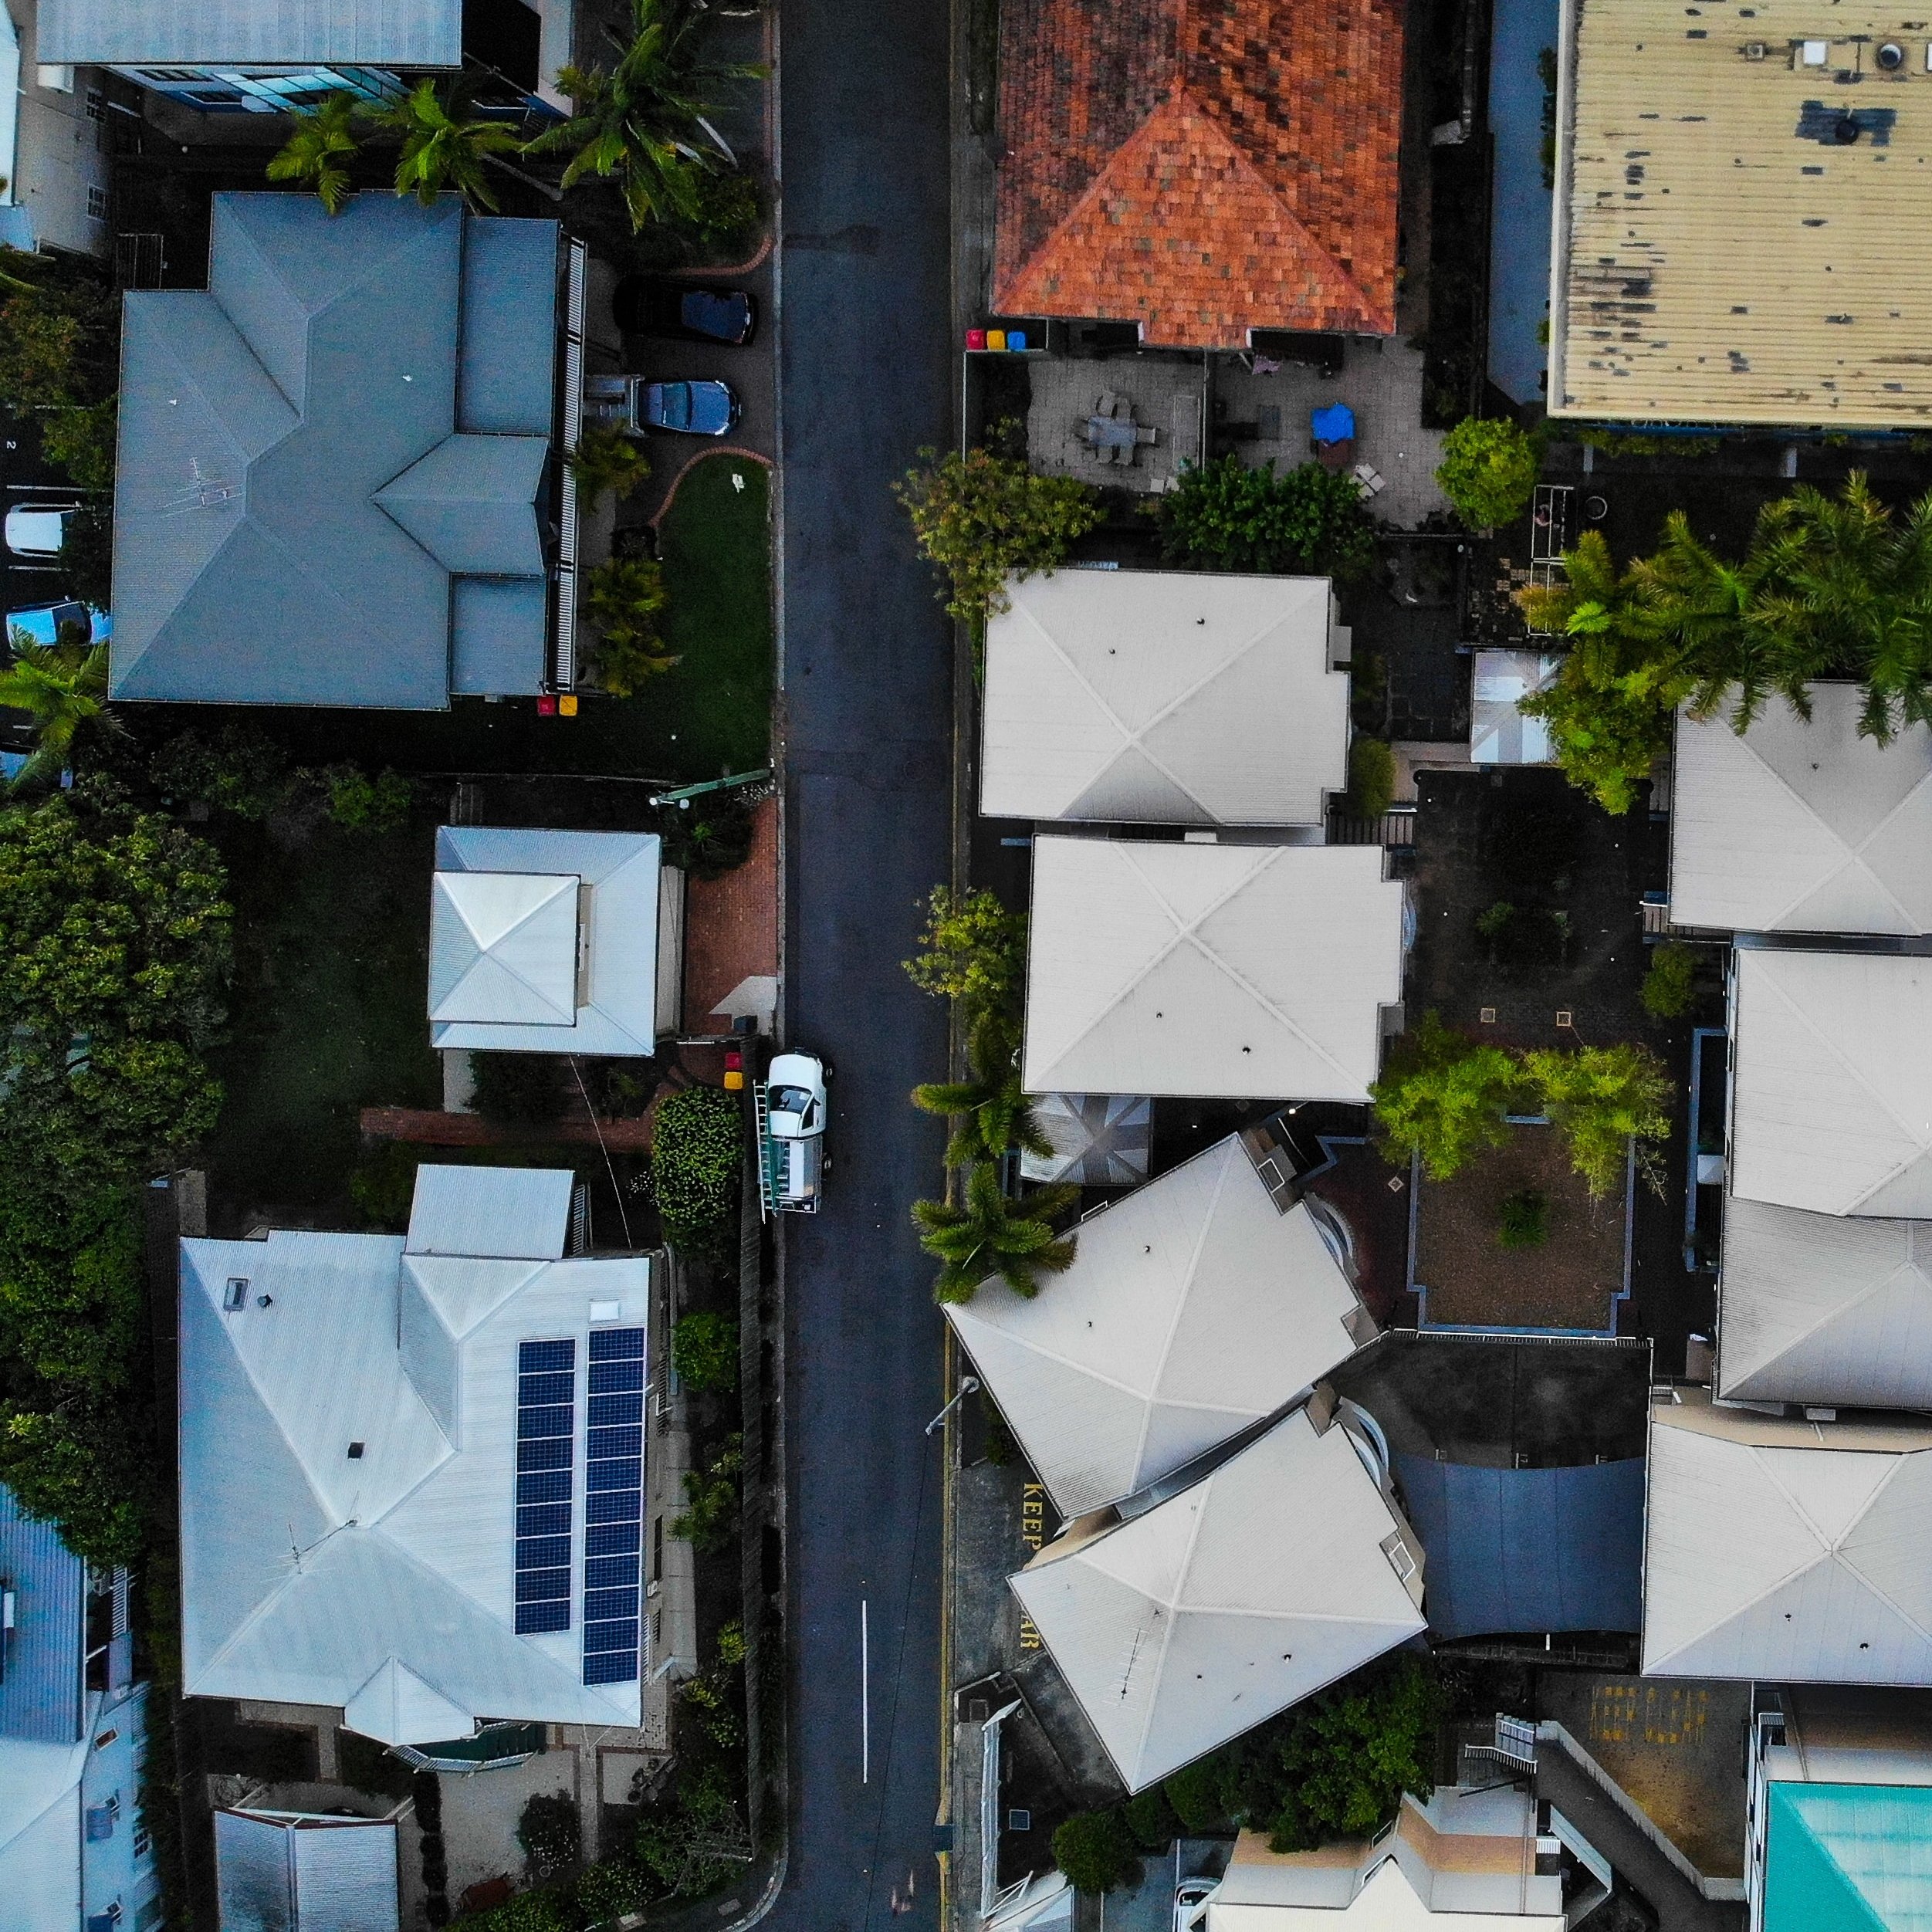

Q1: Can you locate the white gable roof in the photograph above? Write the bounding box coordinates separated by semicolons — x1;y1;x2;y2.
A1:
1023;839;1405;1102
946;1136;1371;1516
1010;1408;1426;1792
1672;691;1932;935
428;827;664;1056
1642;1392;1932;1683
1717;1194;1932;1409
429;871;580;1026
405;1163;571;1260
1728;948;1932;1217
0;1734;84;1930
178;1179;651;1740
980;569;1348;826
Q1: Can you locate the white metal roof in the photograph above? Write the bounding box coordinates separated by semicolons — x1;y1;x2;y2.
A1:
1729;949;1932;1217
980;570;1349;826
0;1734;83;1930
946;1137;1372;1516
178;1172;651;1739
1642;1392;1932;1683
216;1808;400;1932
428;827;664;1056
1671;692;1932;935
1717;1194;1932;1409
1022;839;1405;1102
1009;1407;1426;1792
38;0;461;66
404;1164;571;1260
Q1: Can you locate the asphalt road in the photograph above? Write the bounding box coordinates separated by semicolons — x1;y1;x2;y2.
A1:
770;0;954;1922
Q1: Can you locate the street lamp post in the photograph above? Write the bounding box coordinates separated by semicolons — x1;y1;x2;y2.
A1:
925;1375;980;1437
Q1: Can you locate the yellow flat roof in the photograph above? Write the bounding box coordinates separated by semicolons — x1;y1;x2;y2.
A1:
1551;0;1932;426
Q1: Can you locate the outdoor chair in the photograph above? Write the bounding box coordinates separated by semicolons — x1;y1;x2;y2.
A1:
1111;395;1134;419
1135;425;1159;445
1095;391;1119;416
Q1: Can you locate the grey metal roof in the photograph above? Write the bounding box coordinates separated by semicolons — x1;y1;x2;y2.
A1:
110;194;559;710
452;580;547;698
458;218;561;436
0;1485;83;1746
38;0;462;68
1395;1454;1643;1639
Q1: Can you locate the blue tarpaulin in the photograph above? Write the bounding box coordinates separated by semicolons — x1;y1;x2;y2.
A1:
1395;1454;1644;1637
1311;403;1356;445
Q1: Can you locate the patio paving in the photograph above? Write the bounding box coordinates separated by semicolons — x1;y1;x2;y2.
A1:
1027;353;1205;493
438;1751;580;1904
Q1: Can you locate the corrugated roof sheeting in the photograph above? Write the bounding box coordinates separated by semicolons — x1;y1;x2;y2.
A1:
216;1808;401;1932
0;1487;83;1746
1670;692;1932;934
458;218;561;436
1764;1782;1932;1932
1717;1193;1932;1407
980;570;1349;827
1552;0;1932;425
38;0;462;67
1393;1455;1643;1638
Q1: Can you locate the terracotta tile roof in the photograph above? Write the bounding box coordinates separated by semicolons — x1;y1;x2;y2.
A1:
993;0;1405;349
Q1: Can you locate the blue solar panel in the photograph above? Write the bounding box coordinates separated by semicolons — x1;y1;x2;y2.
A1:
588;1359;645;1395
583;1328;645;1684
516;1338;576;1632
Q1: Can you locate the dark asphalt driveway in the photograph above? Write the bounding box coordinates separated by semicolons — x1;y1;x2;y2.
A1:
770;0;953;1927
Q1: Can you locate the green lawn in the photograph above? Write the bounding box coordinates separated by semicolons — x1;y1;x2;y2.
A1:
203;814;442;1222
645;452;775;778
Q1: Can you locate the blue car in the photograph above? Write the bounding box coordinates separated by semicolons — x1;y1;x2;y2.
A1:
614;278;757;346
6;601;110;649
641;379;741;437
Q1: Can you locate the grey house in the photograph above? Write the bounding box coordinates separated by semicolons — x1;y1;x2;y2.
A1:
110;192;584;710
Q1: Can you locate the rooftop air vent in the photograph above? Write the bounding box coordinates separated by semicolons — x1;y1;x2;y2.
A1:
1835;113;1862;142
1800;37;1830;64
1878;39;1906;67
347;1442;365;1460
1744;39;1768;58
223;1277;249;1311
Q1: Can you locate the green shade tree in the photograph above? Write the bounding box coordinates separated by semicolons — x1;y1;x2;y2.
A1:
1264;1656;1441;1850
902;885;1027;1018
671;1310;739;1392
911;1013;1051;1167
1435;417;1540;530
912;1166;1076;1303
1052;1810;1139;1896
632;1765;750;1899
895;437;1102;626
1370;1012;1524;1182
523;0;763;232
1524;1042;1673;1197
266;92;364;215
1159;455;1376;580
0;630;117;790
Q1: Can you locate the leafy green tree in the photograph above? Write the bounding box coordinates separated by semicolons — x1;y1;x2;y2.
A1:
377;77;525;210
149;725;290;821
672;1310;739;1393
1524;1042;1673;1197
650;1086;742;1248
911;1013;1051;1167
632;1765;750;1899
0;252;119;492
323;764;414;832
586;555;678;694
39;395;116;492
1371;1012;1523;1182
1641;942;1698;1020
58;502;112;612
1051;1809;1139;1896
1159;455;1376;580
1164;1758;1230;1834
523;0;763;231
1435;417;1540;530
912;1166;1076;1303
1264;1655;1440;1850
895;436;1103;625
672;1434;743;1552
266;92;364;215
0;1394;147;1568
902;885;1027;1017
568;427;650;509
1122;1786;1180;1852
0;630;118;790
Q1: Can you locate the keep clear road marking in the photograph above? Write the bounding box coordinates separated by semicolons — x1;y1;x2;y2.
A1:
861;1596;871;1784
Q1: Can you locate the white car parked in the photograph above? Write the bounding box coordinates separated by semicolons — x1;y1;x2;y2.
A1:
5;504;79;559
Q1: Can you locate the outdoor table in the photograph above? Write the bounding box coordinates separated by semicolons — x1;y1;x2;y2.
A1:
1085;414;1139;449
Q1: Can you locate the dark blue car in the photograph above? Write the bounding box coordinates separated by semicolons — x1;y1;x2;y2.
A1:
613;277;758;346
641;381;742;437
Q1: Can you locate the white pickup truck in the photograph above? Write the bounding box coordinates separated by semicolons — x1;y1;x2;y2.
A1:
753;1051;829;1216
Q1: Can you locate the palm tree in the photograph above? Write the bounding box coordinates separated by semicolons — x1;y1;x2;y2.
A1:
266;92;364;215
0;626;118;790
912;1166;1078;1304
911;1015;1053;1169
374;77;530;211
523;0;763;232
567;426;651;510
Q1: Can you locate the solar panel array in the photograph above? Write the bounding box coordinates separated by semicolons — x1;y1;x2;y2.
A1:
515;1338;576;1636
582;1326;645;1684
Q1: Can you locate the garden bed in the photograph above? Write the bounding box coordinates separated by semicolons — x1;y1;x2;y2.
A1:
1411;1122;1628;1331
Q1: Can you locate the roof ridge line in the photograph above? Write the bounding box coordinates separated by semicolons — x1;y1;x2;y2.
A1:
1729;1249;1931;1394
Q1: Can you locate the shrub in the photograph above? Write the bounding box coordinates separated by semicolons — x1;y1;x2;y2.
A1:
323;764;414;832
350;1143;420;1230
651;790;755;881
468;1053;563;1125
572;1857;651;1922
902;885;1027;1017
1051;1809;1139;1896
681;166;763;258
633;1765;749;1900
1371;1013;1524;1182
1159;455;1376;580
672;1310;739;1392
1122;1786;1180;1852
1347;736;1396;818
895;434;1103;625
1497;1188;1549;1249
149;726;291;820
57;501;112;611
673;1434;743;1553
412;1769;443;1827
516;1791;580;1880
585;556;678;693
1163;1758;1228;1834
453;1890;573;1932
1524;1042;1673;1197
650;1086;743;1248
1435;417;1540;530
567;426;649;509
1641;942;1698;1020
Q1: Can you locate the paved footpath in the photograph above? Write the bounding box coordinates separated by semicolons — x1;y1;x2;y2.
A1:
767;0;955;1922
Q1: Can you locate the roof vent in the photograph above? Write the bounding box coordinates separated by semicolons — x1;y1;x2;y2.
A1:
1878;39;1906;67
1744;39;1768;58
223;1277;249;1312
347;1442;366;1460
1835;114;1862;142
1800;37;1830;64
